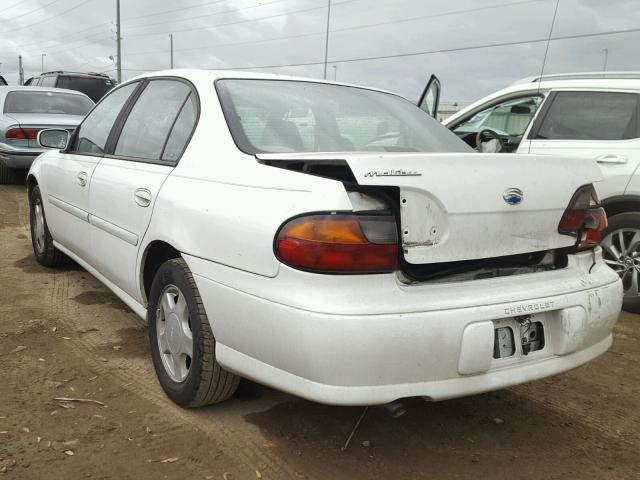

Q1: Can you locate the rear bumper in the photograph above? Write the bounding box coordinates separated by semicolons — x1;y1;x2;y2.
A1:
0;146;43;169
184;248;622;405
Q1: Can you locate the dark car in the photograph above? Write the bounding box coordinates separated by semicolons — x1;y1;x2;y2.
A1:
27;71;115;102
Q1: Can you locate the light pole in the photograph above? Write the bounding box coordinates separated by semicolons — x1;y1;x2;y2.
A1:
169;33;174;69
322;0;331;79
602;48;609;72
116;0;122;83
41;53;46;73
332;64;337;81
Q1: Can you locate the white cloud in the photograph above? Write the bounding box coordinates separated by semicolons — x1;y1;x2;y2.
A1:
0;0;639;103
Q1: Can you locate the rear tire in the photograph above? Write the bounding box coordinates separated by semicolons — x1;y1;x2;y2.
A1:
601;212;640;314
29;185;70;267
148;258;240;407
0;163;15;184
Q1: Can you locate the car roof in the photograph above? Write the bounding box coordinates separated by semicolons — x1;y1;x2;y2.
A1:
35;71;111;78
0;85;90;94
126;68;396;96
0;86;94;102
443;72;640;126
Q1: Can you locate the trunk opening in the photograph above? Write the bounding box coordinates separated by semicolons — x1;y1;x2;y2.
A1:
259;154;590;282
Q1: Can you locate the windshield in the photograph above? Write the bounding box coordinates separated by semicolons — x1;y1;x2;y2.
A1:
216;79;471;154
3;91;94;115
57;75;114;102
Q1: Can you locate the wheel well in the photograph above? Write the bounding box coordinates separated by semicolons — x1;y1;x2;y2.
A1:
27;174;37;200
142;241;181;302
601;195;640;219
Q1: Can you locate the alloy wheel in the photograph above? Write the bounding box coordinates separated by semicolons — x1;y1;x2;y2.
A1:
156;285;193;382
33;200;46;254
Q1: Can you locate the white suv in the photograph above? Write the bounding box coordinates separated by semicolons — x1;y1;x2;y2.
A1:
444;72;640;312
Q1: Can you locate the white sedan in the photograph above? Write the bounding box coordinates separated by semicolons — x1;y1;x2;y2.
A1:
28;70;622;407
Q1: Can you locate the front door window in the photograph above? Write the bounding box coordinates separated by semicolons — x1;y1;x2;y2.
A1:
452;95;543;152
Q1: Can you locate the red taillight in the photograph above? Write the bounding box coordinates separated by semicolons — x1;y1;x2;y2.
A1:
5;127;41;140
558;184;608;250
275;214;398;273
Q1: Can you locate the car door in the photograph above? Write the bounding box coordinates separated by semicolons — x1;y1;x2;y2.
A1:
418;74;441;119
88;78;198;302
41;82;140;261
522;90;640;200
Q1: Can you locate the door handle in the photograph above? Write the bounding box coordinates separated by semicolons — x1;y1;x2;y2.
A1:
134;188;152;207
76;171;88;187
596;154;628;165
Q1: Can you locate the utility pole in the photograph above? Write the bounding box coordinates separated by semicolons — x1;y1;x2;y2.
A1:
116;0;122;83
169;34;174;69
41;53;46;73
322;0;331;79
18;56;24;85
602;48;609;72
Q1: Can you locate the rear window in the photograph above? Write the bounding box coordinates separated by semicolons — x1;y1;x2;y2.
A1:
3;91;94;115
57;75;114;102
216;79;471;154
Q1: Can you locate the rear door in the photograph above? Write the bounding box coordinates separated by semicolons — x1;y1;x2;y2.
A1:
88;78;198;302
522;90;640;199
42;82;140;261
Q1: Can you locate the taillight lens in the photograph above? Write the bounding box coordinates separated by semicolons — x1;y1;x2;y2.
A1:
5;127;41;140
275;214;398;273
558;184;608;250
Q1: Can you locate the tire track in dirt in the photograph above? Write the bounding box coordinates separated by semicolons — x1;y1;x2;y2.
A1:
50;273;305;479
1;184;309;479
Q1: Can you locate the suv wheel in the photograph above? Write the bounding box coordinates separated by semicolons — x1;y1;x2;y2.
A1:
601;212;640;313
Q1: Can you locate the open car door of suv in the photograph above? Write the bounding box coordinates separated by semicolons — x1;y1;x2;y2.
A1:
418;74;441;118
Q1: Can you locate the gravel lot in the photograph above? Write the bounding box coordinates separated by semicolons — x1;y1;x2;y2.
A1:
0;183;638;479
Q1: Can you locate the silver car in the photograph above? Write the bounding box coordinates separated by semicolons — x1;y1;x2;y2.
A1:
0;86;94;183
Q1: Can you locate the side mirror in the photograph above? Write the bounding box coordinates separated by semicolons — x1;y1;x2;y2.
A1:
38;129;70;150
510;105;531;114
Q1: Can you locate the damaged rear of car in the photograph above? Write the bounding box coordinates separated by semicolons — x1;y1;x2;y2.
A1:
159;75;621;406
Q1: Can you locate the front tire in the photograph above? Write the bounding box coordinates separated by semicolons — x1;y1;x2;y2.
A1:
29;185;69;267
148;258;240;407
601;212;640;313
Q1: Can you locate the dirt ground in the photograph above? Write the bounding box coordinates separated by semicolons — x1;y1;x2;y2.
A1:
0;183;639;480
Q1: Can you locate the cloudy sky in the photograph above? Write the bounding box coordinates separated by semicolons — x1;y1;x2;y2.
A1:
1;0;639;103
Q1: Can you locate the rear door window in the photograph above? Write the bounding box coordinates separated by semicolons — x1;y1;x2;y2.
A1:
114;80;192;161
57;75;114;102
161;93;197;162
535;91;639;141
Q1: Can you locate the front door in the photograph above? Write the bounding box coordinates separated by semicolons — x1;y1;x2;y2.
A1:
42;82;140;261
88;79;198;302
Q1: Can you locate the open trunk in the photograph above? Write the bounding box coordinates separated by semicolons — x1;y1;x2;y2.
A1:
259;152;602;275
